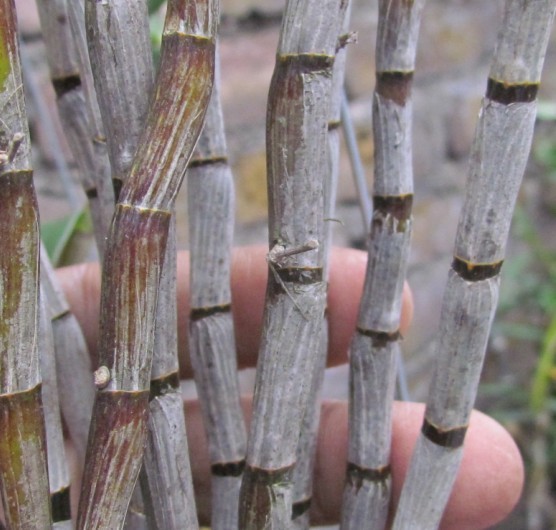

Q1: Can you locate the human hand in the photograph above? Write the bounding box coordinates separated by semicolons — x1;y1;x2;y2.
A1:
57;245;523;528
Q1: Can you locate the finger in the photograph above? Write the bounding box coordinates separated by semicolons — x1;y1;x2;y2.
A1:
185;397;523;528
56;245;414;376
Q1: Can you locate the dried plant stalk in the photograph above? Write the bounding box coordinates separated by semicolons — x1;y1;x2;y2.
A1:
38;294;72;529
40;250;94;471
393;2;556;528
291;3;352;528
238;1;343;527
85;2;198;526
35;0;114;258
77;1;218;527
0;1;51;526
85;0;154;197
341;1;424;528
187;47;245;529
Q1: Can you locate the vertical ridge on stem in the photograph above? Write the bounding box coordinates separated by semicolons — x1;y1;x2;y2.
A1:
393;1;556;528
239;1;343;527
77;1;217;528
341;1;424;527
0;1;51;526
188;45;245;529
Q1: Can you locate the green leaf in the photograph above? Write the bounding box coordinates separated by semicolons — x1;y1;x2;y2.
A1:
41;207;92;266
537;100;556;121
148;0;166;14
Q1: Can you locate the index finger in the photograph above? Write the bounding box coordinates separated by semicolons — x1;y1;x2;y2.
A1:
57;245;413;377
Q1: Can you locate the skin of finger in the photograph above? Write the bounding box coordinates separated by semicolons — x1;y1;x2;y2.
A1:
186;398;523;527
56;245;413;376
314;400;524;529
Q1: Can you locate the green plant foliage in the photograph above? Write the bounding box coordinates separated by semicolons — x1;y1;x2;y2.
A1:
41;207;92;267
148;0;166;15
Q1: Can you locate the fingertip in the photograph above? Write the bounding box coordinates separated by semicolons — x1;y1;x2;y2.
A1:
441;409;524;529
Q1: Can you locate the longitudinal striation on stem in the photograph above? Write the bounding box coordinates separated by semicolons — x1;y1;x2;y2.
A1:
85;2;196;527
291;3;352;528
239;1;343;527
38;293;72;529
0;1;51;527
393;1;556;528
36;0;114;260
187;47;245;529
40;250;94;474
341;1;424;528
76;0;218;528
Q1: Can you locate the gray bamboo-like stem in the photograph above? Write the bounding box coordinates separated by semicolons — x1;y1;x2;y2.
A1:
77;1;218;527
393;2;556;528
0;1;51;527
291;4;352;528
35;0;114;258
85;0;154;196
40;249;94;471
239;1;343;527
38;293;73;529
86;2;197;526
341;1;424;528
140;216;199;530
187;45;245;530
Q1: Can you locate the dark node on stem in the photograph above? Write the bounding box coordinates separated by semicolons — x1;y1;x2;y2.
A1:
373;195;413;222
277;53;334;72
356;327;401;348
291;497;311;520
190;303;232;321
376;71;414;106
421;418;467;448
239;463;295;527
275;266;324;285
328;120;341;131
112;178;123;201
52;74;81;98
486;77;539;104
51;486;71;523
86;187;98;199
188;156;228;168
149;372;180;401
451;256;503;282
346;462;391;492
211;459;246;477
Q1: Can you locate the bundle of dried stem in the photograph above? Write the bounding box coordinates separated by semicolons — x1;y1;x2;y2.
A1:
77;0;218;527
36;0;114;259
341;1;424;528
393;1;556;528
239;1;343;527
187;48;246;529
40;250;94;473
0;1;51;526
